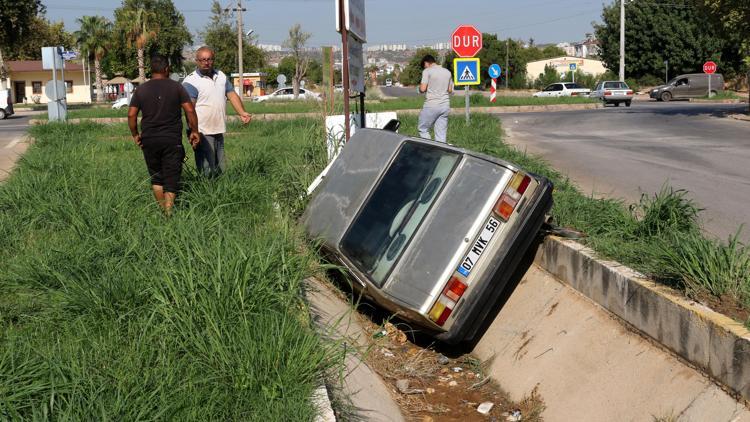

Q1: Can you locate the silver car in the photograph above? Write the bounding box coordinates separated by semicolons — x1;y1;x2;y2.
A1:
303;128;553;343
590;81;633;107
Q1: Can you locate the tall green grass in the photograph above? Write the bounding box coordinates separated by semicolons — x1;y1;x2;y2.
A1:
399;114;750;325
0;120;337;418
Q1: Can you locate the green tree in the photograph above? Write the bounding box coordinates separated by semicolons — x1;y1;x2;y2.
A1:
400;47;439;86
277;56;296;84
0;0;44;78
75;16;112;102
696;0;750;68
120;5;158;81
283;24;311;98
594;0;741;79
110;0;192;79
5;15;74;60
199;1;265;75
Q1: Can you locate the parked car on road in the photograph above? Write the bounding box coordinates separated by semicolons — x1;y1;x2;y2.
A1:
252;87;321;102
385;78;393;87
533;82;590;98
0;89;14;119
111;97;130;109
649;73;724;102
303;128;553;344
590;81;634;107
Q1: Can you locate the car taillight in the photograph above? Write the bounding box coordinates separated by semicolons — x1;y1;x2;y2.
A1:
604;91;612;96
429;276;469;326
626;90;633;95
493;172;530;221
571;92;578;96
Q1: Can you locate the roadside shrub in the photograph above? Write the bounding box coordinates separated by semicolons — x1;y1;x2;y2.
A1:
630;185;701;237
658;230;750;303
469;93;485;105
638;74;663;88
533;65;561;90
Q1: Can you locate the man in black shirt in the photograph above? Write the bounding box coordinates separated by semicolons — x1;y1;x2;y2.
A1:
128;54;199;214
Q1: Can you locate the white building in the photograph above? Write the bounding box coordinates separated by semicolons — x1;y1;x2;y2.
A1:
526;56;607;82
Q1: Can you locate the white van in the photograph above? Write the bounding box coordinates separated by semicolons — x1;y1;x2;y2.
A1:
0;89;14;119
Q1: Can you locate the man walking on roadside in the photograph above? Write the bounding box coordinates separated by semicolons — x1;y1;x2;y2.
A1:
418;55;453;142
183;46;252;177
128;54;200;214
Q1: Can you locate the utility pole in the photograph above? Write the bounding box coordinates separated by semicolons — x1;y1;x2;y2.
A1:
227;1;247;98
619;0;625;81
505;38;509;89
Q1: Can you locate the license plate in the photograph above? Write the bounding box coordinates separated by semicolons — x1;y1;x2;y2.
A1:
457;217;500;277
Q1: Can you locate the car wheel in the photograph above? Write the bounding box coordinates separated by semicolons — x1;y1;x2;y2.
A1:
660;92;672;102
0;109;6;120
709;90;718;98
625;101;632;107
614;102;620;107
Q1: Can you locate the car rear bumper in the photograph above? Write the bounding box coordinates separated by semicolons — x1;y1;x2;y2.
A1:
604;95;633;101
434;177;554;344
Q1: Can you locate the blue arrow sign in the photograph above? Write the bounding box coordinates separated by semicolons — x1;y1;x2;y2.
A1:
453;58;481;86
488;64;502;79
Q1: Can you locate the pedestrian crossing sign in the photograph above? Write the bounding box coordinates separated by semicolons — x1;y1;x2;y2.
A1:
453;58;481;86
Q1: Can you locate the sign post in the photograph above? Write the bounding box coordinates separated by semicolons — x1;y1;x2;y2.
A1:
703;61;717;98
451;26;482;124
453;58;480;123
488;64;501;103
569;63;577;83
336;0;366;141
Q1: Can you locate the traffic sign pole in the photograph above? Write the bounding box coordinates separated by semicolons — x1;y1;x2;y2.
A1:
703;61;717;98
465;86;470;123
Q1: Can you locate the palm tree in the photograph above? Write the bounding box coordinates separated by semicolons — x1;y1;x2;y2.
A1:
122;8;158;81
75;16;112;103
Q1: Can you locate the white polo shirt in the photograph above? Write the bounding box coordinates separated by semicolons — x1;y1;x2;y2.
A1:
183;69;234;135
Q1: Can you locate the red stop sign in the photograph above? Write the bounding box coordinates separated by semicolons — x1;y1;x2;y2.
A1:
452;25;482;58
703;61;717;74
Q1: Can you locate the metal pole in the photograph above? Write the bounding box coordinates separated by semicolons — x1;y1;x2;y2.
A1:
360;92;365;128
237;0;244;99
51;53;59;121
619;0;625;81
505;39;510;89
708;74;711;98
339;0;351;141
465;85;470;123
665;60;668;84
329;47;334;111
59;48;66;104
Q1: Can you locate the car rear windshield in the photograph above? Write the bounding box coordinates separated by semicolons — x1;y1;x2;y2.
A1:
341;142;460;286
603;82;629;89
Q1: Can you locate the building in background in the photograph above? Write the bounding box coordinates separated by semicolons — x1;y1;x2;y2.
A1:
526;56;607;82
230;72;268;97
5;60;91;104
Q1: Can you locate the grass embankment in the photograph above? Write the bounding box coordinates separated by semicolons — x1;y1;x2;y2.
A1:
0;120;338;418
401;114;750;327
58;95;595;120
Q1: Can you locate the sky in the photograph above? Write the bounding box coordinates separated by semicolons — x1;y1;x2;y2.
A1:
44;0;607;47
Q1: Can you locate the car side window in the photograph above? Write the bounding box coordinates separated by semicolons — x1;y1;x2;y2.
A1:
543;85;554;92
676;78;688;86
551;84;563;91
594;83;602;91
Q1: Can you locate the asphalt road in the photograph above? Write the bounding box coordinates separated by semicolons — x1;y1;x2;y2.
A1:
498;101;750;240
0;112;33;182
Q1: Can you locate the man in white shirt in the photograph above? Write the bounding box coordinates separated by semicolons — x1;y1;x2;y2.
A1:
418;55;453;142
183;46;252;177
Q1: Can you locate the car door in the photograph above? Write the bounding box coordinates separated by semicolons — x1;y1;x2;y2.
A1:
688;76;706;97
671;77;690;99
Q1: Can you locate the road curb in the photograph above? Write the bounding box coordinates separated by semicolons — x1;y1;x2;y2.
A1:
27;103;604;126
689;98;746;104
536;236;750;403
304;277;405;422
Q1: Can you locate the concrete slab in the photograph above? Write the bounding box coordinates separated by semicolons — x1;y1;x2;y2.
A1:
473;266;750;422
305;278;405;422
